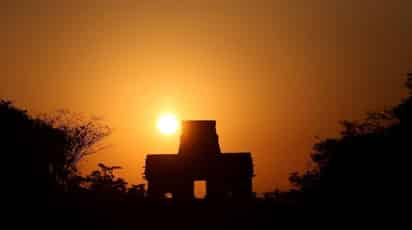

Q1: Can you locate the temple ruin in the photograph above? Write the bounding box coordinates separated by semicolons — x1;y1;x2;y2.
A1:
144;120;254;199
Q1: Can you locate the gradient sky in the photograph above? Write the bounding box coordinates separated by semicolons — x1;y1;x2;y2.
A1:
2;1;411;193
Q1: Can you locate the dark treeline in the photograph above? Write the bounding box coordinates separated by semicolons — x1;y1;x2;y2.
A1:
3;74;411;229
289;75;411;207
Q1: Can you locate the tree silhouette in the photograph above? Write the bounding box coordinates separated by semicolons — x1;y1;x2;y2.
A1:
289;74;412;206
39;110;111;190
1;100;111;195
1;100;68;198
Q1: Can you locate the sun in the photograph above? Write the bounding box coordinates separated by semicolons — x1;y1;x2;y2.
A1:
157;114;179;135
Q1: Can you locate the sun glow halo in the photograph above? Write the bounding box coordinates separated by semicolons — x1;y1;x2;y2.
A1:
157;114;179;135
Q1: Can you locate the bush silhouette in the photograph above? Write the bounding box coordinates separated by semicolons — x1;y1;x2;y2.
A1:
84;163;127;196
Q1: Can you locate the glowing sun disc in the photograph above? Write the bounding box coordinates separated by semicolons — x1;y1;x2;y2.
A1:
157;114;179;135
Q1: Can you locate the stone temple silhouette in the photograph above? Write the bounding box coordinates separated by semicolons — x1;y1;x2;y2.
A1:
144;120;254;199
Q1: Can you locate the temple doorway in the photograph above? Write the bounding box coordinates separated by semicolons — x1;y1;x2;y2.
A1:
194;180;207;199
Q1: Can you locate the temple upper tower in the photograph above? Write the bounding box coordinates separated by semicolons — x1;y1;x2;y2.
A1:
178;120;221;159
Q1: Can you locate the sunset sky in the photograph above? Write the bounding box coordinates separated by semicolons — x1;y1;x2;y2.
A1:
1;1;411;193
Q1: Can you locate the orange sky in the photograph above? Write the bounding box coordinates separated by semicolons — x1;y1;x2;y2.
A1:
1;1;412;193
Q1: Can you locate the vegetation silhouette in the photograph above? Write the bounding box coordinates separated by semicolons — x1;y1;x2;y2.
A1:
2;74;410;229
287;74;411;217
1;102;111;195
